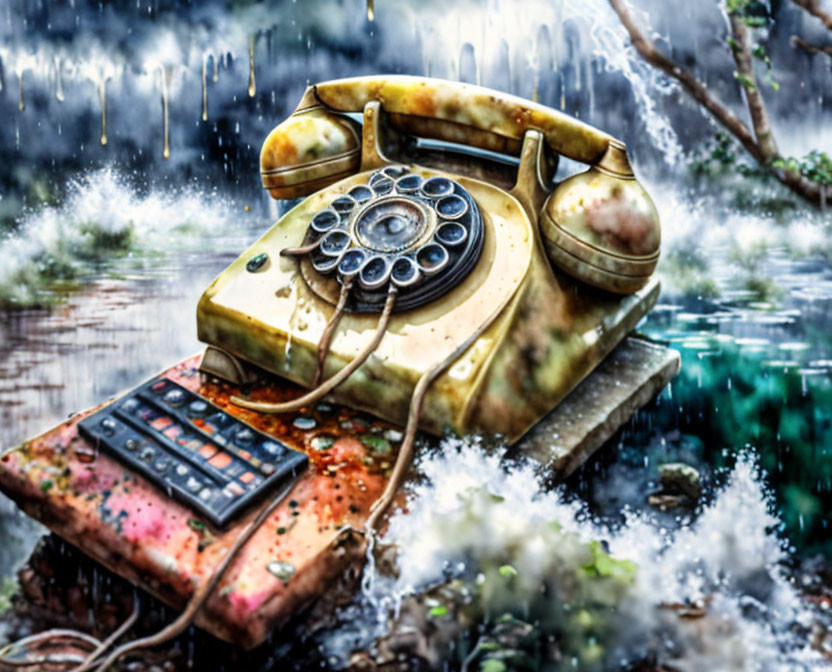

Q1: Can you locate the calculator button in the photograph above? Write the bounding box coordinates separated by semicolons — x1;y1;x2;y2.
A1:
175;464;189;477
140;447;155;462
164;389;186;405
188;400;208;416
208;453;232;469
198;488;213;501
199;444;217;460
121;399;140;413
185;477;202;493
100;418;117;435
225;483;245;497
262;441;286;458
124;438;139;452
260;463;276;476
153;458;171;474
235;428;255;444
211;413;231;427
240;472;255;484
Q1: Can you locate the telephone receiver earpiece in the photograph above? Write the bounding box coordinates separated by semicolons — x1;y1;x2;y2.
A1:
259;76;660;294
540;141;660;294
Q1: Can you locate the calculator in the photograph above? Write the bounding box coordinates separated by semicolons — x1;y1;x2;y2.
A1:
78;377;308;527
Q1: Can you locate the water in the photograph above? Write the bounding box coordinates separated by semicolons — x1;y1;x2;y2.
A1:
1;0;831;669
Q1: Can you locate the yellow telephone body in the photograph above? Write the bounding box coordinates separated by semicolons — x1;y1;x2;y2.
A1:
197;76;661;442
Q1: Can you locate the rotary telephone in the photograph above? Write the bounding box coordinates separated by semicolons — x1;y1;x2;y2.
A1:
197;75;661;444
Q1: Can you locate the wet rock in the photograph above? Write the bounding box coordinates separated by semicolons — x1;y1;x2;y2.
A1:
646;493;688;511
657;462;701;500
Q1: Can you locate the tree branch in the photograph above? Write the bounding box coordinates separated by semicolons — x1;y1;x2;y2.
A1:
727;14;779;160
791;0;832;34
607;0;828;207
607;0;764;163
791;34;832;57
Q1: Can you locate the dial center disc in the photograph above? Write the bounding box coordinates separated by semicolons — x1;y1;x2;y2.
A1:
353;196;430;253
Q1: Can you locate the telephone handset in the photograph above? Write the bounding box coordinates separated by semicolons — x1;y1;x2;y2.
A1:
197;76;661;444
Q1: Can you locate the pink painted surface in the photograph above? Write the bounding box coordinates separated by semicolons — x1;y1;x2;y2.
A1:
0;354;398;647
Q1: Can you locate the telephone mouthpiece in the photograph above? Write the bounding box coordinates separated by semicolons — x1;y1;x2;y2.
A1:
540;141;660;294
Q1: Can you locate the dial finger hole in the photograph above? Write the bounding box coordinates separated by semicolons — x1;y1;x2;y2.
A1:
338;249;367;278
416;243;449;276
311;208;339;233
381;165;410;180
435;194;468;220
348;185;374;204
369;174;394;195
391;257;421;288
320;230;351;257
331;195;357;215
395;174;423;194
421;176;454;199
358;256;392;290
435;221;468;247
311;249;343;274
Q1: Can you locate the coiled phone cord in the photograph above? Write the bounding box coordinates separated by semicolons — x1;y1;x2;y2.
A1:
229;284;398;415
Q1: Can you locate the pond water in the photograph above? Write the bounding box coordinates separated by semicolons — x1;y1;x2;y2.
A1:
1;0;831;670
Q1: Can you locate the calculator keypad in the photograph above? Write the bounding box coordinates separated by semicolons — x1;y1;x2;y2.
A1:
78;377;307;527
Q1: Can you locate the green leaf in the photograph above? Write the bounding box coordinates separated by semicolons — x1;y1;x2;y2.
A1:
40;479;53;493
733;71;756;92
480;660;507;672
187;518;206;532
498;564;518;578
428;605;449;618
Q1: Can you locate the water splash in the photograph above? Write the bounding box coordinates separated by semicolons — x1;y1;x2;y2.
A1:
327;441;823;670
0;168;243;308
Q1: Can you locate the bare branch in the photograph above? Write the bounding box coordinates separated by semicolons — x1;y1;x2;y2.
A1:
792;0;832;35
607;0;764;163
607;0;828;207
791;34;832;57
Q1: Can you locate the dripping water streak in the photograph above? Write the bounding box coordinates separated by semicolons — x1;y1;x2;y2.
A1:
156;65;170;160
98;78;108;146
55;57;64;102
212;54;219;83
248;35;256;98
367;0;375;22
201;53;209;121
18;71;24;111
